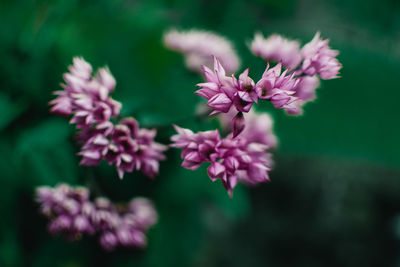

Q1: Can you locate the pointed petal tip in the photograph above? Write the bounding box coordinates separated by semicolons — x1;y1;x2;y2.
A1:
117;169;124;179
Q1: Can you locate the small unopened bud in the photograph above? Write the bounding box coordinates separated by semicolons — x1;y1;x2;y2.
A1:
231;112;245;138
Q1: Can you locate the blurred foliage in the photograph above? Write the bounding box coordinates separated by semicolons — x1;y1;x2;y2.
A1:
0;0;399;266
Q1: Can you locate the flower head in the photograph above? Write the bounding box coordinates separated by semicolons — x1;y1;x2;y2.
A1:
90;195;157;251
255;63;300;113
50;58;167;179
170;125;220;169
163;29;240;74
79;118;167;179
196;57;257;115
36;184;158;251
50;57;121;129
250;33;302;69
301;32;342;79
171;119;276;197
36;184;94;239
285;75;321;115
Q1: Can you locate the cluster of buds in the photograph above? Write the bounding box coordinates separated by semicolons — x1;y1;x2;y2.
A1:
50;57;121;127
166;29;342;195
163;29;241;74
36;184;158;251
78;117;166;179
50;58;167;178
248;31;340;114
171;110;277;197
45;29;341;206
38;28;342;251
249;32;341;77
197;32;341;129
250;33;302;70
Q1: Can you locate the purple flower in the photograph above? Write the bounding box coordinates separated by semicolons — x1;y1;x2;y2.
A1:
163;29;240;74
170;125;220;169
50;57;121;129
250;33;302;69
36;184;94;239
196;57;257;115
171;122;275;197
100;232;119;251
79;118;167;179
294;76;320;102
90;198;120;231
128;198;158;230
50;58;167;179
285;75;321;115
196;57;235;114
301;32;342;79
232;69;258;112
255;63;300;113
36;184;158;251
88;195;157;250
186;30;341;117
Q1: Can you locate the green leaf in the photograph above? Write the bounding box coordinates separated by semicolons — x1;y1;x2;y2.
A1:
14;119;78;186
0;92;26;131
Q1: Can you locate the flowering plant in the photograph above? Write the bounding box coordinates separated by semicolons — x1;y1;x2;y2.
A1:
37;29;341;250
165;29;341;195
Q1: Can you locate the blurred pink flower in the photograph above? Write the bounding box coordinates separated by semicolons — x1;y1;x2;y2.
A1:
250;33;302;69
36;184;158;251
301;32;342;79
163;29;240;74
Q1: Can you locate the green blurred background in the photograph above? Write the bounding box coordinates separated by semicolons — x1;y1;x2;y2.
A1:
1;0;400;266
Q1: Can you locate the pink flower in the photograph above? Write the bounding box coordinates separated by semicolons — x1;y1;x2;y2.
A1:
250;33;302;69
36;184;158;251
232;69;258;112
171;122;275;197
255;63;300;113
79;118;167;179
170;125;220;169
50;57;121;128
196;57;257;115
285;75;320;115
36;184;94;239
163;29;240;74
50;58;167;179
301;32;342;79
189;31;341;116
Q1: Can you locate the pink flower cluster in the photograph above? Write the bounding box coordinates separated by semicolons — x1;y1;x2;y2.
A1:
249;31;341;78
196;59;258;115
50;58;167;178
168;31;341;195
50;57;121;126
196;32;341;122
300;32;342;79
163;29;240;74
36;184;94;239
36;184;158;251
78;117;166;179
171;110;277;197
250;33;302;70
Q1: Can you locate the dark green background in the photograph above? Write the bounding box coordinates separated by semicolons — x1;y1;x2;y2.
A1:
0;0;399;266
